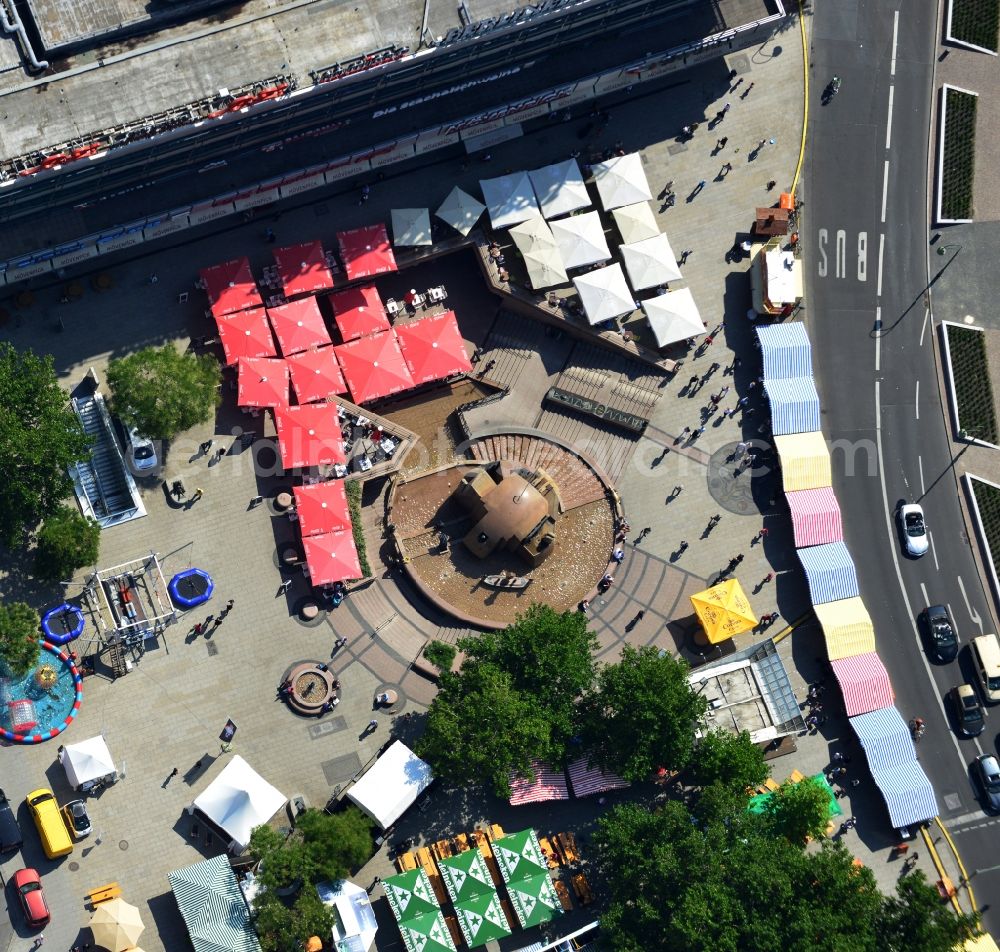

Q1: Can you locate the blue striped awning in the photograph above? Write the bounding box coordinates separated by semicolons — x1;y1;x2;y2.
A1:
763;376;821;435
850;706;913;773
757;323;813;379
797;541;859;605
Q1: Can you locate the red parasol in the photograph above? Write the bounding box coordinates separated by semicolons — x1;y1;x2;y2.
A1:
286;346;347;403
267;297;331;355
216;308;276;365
237;356;289;408
200;257;263;317
334;330;414;404
292;481;351;537
303;530;362;585
273;241;335;298
273;404;346;469
336;224;397;281
329;285;389;342
394;310;472;385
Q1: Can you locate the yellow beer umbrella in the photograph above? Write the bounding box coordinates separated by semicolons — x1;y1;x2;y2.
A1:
690;578;757;643
90;897;145;951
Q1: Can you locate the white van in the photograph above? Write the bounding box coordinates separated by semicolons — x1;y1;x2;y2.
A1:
971;635;1000;703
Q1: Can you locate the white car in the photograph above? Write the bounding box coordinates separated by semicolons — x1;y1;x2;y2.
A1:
898;503;928;557
126;427;158;473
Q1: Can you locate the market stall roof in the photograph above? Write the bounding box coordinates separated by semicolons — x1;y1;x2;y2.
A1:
690;578;757;644
480;172;541;229
329;285;390;342
337;224;398;281
191;755;286;853
168;854;261;952
620;233;683;289
274;404;345;470
507;217;568;288
293;481;351;537
437;849;495;905
798;541;860;605
785;487;844;548
286;346;348;404
774;431;831;492
549;211;612;269
395;310;472;385
395;909;456;952
237;356;289;408
346;740;433;829
273;241;335;298
216;308;277;365
435;186;486;236
453;890;512;947
491;829;548;883
831;652;894;717
757;322;813;379
383;869;441;924
528;158;591;218
591;152;653;210
566;757;630;797
612;202;659;243
573;264;635;324
391;207;433;247
761;246;803;305
508;761;570;806
200;257;263;317
336;331;415;403
813;596;877;661
62;735;115;788
303;530;362;586
642;289;704;348
763;376;821;436
504;870;562;929
316;879;379;952
267;297;331;356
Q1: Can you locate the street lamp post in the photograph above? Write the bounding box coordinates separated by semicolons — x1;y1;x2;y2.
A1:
937;243;963;256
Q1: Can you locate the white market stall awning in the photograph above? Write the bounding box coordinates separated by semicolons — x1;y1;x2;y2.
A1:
347;740;433;829
169;854;261;952
549;211;611;269
508;217;568;289
391;208;432;247
528;158;591;218
762;246;803;305
317;879;379;952
573;264;635;325
591;152;653;210
435;186;486;236
62;735;117;789
191;755;287;853
480;172;541;229
620;233;683;290
612;202;659;243
642;289;704;347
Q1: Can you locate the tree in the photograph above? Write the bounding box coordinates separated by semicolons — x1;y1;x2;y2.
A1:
763;776;832;844
878;872;977;949
580;645;706;781
689;729;768;793
0;343;89;545
296;807;373;881
106;344;221;441
252;889;333;952
0;602;41;677
34;506;100;581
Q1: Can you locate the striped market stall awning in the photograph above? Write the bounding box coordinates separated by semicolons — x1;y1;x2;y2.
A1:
763;376;821;436
850;706;914;773
567;757;630;797
508;761;570;806
831;652;894;716
870;761;939;829
798;541;860;605
814;597;876;661
757;322;813;379
168;854;262;952
774;431;832;492
786;487;843;548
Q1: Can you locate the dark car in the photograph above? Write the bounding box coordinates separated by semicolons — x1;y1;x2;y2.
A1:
923;605;958;663
950;684;985;737
11;868;50;928
973;754;1000;813
0;788;23;854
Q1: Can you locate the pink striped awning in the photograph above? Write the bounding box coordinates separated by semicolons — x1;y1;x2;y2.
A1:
508;762;570;806
786;486;843;548
831;651;894;717
567;757;630;798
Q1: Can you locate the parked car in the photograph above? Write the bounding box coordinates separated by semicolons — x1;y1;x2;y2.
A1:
922;604;958;663
11;868;50;928
950;684;985;737
0;788;22;853
897;502;929;557
62;800;92;839
972;754;1000;813
126;426;157;473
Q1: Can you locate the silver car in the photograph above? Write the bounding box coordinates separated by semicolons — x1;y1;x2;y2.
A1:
973;755;1000;814
898;503;929;557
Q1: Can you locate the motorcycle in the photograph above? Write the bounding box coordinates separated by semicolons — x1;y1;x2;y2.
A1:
822;75;841;104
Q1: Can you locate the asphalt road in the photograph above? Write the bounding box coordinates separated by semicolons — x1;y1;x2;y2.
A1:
804;0;1000;926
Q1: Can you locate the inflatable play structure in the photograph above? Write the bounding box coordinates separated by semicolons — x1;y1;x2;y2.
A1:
0;642;83;744
168;568;215;609
40;603;85;645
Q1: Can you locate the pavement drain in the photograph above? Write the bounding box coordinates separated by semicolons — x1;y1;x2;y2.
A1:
69;861;79;871
321;751;362;786
309;716;348;740
730;52;751;74
120;840;129;850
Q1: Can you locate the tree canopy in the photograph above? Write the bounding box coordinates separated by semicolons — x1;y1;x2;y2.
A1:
688;728;769;793
0;343;89;545
106;344;221;441
35;506;100;581
762;775;833;844
0;602;41;677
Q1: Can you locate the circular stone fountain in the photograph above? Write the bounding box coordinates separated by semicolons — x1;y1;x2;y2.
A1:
284;662;339;716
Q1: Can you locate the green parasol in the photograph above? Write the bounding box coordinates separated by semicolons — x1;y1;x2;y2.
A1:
396;909;457;952
453;889;512;947
437;848;495;905
491;828;548;883
383;868;441;924
504;869;562;928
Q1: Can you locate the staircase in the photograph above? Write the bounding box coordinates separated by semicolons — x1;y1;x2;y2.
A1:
72;395;135;523
105;637;128;679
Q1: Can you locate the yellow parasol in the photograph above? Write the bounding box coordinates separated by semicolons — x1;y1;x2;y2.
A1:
305;938;324;951
90;897;145;951
690;578;757;643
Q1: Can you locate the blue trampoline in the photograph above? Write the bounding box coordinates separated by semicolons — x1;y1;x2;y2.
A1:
40;603;85;645
168;568;215;608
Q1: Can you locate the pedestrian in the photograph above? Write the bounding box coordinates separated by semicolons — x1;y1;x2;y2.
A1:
278;579;292;594
677;426;691;443
722;102;731;114
710;513;721;526
731;77;743;90
840;822;849;835
714;109;725;123
719;136;728;149
756;527;769;541
767;179;777;190
724;406;737;418
757;138;766;151
226;598;234;611
737;395;750;408
671;485;682;499
191;487;204;502
735;553;744;564
265;228;276;243
692;425;705;438
694;179;706;194
688;374;699;388
194;760;203;769
741;82;755;98
200;439;213;454
762;572;773;584
193;623;203;636
735;441;748;457
680;250;691;264
850;778;861;788
721;162;732;175
709;361;720;373
213;616;223;628
368;719;378;730
149;273;158;284
717;385;730;400
678;540;689;552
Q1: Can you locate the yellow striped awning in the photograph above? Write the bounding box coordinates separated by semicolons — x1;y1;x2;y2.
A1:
962;935;1000;952
775;431;831;492
814;597;876;661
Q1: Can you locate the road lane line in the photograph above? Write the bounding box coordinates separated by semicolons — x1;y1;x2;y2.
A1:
921;582;929;606
930;531;940;571
920;304;929;346
948;602;961;641
881;160;890;222
957;576;984;633
916;379;920;419
877;233;885;297
886;86;894;150
919;454;925;495
875;306;882;371
891;9;899;76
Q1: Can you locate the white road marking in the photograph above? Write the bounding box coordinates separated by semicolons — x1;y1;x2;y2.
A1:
891;10;899;76
947;811;1000;831
881;160;890;223
915;379;920;419
919;453;925;495
920;582;929;606
920;304;929;346
947;602;960;641
875;305;881;371
958;575;984;634
877;233;885;297
930;531;940;571
886;85;894;149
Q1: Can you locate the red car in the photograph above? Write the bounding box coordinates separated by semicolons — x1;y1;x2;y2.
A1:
12;868;50;928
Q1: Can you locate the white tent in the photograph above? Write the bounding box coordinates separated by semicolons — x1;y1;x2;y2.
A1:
191;755;286;853
347;740;433;829
592;152;653;210
508;217;568;288
391;208;432;247
620;233;683;290
480;172;540;229
435;186;486;236
612;202;660;243
62;735;117;790
643;289;705;347
550;212;612;269
528;159;591;219
317;879;379;952
573;264;636;325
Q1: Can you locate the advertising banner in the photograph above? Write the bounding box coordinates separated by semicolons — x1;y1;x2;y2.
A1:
234;185;279;211
593;71;635;95
415;130;460;154
463;124;523;153
51;243;100;269
143;216;189;240
189;202;235;225
280;167;328;197
7;260;53;281
325;157;367;181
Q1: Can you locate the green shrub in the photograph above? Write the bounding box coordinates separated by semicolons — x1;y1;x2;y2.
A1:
972;480;1000;575
941;88;977;220
424;640;456;670
946;325;998;443
345;480;371;578
950;0;1000;52
35;506;100;581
